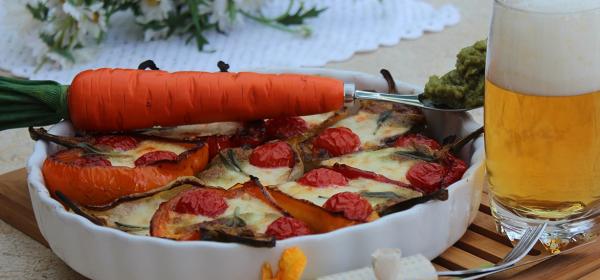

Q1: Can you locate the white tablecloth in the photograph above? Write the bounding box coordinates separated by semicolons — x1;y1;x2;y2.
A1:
0;0;459;84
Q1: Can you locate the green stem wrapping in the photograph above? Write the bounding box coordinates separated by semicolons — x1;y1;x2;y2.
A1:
0;76;69;130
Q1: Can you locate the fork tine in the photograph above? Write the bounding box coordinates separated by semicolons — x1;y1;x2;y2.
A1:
514;224;546;259
501;225;539;263
499;226;536;263
437;223;547;278
460;224;549;280
499;223;547;264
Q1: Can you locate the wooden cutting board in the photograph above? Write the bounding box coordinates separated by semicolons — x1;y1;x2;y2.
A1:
1;167;600;279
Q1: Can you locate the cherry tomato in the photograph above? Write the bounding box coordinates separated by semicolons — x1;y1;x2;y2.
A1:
134;151;179;166
265;216;312;240
394;134;441;150
249;141;295;168
406;162;447;193
312;127;361;157
232;120;266;147
174;189;228;217
72;155;112;167
442;154;467;187
323;192;373;222
297;168;348;187
94;135;138;151
204;135;235;159
265;117;309;139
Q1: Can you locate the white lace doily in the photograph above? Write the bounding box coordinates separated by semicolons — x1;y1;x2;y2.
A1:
0;0;459;84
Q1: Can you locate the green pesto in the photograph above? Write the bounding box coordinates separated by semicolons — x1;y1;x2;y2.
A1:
422;40;486;109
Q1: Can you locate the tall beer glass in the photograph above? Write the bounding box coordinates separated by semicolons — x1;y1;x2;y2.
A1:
486;0;600;252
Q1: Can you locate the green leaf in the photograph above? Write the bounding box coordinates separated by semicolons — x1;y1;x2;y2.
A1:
186;0;210;51
395;150;435;162
240;10;313;37
77;142;129;157
114;221;149;231
360;191;402;199
26;3;49;21
374;110;392;135
276;3;327;26
218;149;245;174
227;0;238;23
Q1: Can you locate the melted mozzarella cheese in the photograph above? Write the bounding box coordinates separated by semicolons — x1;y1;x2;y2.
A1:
224;193;283;233
275;178;421;208
240;163;291;186
197;149;293;189
142;122;243;139
198;167;250;189
174;193;283;233
333;111;410;148
107;140;189;168
301;112;335;127
88;185;192;235
200;163;291;189
320;147;417;183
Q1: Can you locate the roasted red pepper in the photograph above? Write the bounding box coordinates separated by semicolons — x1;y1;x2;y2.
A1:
331;163;412;189
42;138;209;207
203;135;235;159
134;151;179;166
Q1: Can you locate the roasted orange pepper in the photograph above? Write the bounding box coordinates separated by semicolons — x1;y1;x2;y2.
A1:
42;142;208;207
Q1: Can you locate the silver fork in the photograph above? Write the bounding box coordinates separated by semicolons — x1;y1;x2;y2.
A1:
437;223;547;279
462;239;597;280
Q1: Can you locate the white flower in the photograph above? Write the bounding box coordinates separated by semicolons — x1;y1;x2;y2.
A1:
138;0;174;23
197;0;238;31
62;1;83;20
63;2;107;46
197;0;271;31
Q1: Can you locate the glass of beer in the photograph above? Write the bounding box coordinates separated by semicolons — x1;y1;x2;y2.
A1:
485;0;600;252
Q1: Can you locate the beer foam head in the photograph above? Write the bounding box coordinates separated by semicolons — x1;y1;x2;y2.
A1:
487;0;600;96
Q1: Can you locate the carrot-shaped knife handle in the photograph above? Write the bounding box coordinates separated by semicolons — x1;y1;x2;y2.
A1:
0;76;69;130
0;69;345;132
1;69;467;133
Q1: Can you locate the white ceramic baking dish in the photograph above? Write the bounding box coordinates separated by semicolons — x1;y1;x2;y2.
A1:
26;68;485;280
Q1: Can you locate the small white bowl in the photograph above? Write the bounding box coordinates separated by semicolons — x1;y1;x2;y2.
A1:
26;68;485;280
